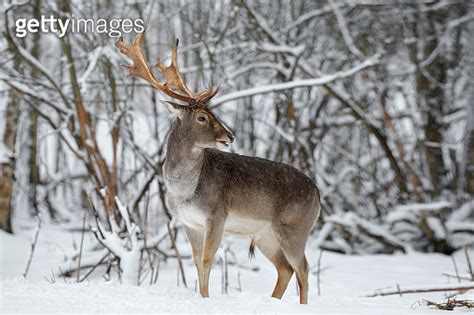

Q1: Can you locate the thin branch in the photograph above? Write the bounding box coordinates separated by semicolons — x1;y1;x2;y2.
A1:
316;250;323;296
465;246;473;281
76;213;87;282
366;283;474;297
23;217;41;278
212;55;379;106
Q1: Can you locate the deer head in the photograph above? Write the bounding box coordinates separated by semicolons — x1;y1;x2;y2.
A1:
115;31;234;149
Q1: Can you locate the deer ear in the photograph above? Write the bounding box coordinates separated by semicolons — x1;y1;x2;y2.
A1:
161;100;185;119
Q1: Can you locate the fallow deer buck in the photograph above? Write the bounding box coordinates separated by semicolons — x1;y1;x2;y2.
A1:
116;31;320;304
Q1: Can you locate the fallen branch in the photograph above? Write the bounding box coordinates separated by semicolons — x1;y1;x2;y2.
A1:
366;283;474;297
424;298;474;311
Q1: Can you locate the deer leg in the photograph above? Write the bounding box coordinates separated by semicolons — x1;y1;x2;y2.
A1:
200;218;225;298
281;249;309;304
277;227;310;304
183;226;204;291
293;256;309;304
255;233;293;299
271;254;294;299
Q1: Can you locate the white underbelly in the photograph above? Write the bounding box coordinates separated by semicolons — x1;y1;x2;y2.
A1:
224;214;270;236
175;204;270;236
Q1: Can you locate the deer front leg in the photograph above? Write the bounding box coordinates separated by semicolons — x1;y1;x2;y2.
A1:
200;217;225;298
183;226;204;291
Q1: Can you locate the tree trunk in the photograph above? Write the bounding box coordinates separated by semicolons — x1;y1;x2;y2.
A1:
28;0;42;216
466;109;474;195
0;89;21;233
415;7;449;194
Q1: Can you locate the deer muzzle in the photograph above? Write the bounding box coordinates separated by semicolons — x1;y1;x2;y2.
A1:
216;131;234;146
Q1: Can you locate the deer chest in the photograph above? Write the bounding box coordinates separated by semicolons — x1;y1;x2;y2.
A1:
170;199;207;230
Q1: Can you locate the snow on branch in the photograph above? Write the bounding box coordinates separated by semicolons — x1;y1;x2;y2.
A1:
283;4;343;33
394;201;452;214
329;2;364;58
387;201;452;223
326;212;411;253
258;42;305;56
212;55;380;106
94;197;143;285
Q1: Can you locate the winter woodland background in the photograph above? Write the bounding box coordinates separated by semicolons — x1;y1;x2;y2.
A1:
0;0;473;312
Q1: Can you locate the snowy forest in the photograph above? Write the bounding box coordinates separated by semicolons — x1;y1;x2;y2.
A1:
0;0;473;313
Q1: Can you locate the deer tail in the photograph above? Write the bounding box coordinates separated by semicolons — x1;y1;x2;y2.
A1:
248;238;256;259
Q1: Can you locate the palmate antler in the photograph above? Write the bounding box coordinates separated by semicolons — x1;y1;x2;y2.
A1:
115;30;219;107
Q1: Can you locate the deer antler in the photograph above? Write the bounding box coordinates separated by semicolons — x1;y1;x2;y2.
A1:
115;30;219;107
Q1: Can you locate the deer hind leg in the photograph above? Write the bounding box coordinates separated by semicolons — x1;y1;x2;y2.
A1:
183;226;204;292
255;231;294;299
200;218;225;298
276;226;310;304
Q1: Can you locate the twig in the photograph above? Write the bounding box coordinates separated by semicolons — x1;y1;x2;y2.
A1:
223;248;229;294
76;213;87;282
465;246;473;280
221;257;225;294
139;265;152;286
153;258;160;284
451;255;461;283
442;273;472;281
237;271;242;292
148;255;158;286
366;283;474;297
316;250;323;296
79;253;110;282
176;265;180;287
23;217;41;278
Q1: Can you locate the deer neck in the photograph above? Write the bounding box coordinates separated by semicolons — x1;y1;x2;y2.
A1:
163;120;204;199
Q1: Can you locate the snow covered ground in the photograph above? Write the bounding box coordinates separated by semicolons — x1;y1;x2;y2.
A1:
1;226;473;314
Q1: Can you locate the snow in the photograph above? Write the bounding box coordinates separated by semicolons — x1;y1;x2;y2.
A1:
388;201;453;224
212;55;380;106
394;201;452;213
329;1;364;58
448;201;473;224
78;46;103;94
426;217;446;240
0;142;13;163
259;42;306;56
96;213;142;285
326;213;412;253
1;228;473;314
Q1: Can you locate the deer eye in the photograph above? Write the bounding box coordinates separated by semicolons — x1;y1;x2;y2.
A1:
197;115;207;123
